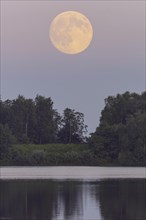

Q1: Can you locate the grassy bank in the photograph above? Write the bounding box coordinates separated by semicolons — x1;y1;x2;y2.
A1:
1;143;99;166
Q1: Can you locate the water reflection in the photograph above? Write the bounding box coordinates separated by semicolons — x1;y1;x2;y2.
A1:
0;179;146;220
99;179;146;220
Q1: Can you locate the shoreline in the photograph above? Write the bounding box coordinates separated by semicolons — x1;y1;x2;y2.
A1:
0;166;146;180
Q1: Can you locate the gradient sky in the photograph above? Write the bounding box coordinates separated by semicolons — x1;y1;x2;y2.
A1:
1;1;145;134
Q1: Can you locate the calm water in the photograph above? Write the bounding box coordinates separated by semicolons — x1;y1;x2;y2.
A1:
0;167;146;220
1;166;146;179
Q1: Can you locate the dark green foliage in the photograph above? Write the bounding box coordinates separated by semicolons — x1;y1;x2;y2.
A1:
0;124;16;160
34;95;58;144
58;108;87;143
1;144;92;166
0;91;145;166
90;91;146;166
0;96;37;143
0;95;86;146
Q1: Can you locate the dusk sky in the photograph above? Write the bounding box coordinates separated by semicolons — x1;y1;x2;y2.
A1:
1;1;145;134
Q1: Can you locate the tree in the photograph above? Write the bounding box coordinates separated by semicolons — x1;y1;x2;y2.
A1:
100;92;141;126
8;95;36;143
0;124;16;159
90;91;146;165
35;95;59;144
0;99;13;125
58;108;87;143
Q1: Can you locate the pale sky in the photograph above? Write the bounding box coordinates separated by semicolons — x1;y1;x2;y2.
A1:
1;1;145;134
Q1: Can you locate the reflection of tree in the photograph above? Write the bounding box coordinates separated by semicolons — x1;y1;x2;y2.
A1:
98;179;146;220
0;180;58;220
1;179;145;220
58;181;83;219
0;180;83;220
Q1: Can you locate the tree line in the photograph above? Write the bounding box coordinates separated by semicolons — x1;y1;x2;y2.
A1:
0;91;146;166
0;95;87;145
90;91;146;165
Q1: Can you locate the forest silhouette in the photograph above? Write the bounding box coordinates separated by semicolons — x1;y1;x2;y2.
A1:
0;91;146;166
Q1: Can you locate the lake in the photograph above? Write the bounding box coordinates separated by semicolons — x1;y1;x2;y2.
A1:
0;167;146;220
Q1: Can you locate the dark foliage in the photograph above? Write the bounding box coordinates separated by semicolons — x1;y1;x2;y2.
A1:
0;95;87;145
0;91;145;166
90;91;146;166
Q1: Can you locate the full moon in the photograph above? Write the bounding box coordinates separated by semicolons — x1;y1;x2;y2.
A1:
49;11;93;54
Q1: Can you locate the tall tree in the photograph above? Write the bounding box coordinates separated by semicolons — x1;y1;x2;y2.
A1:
58;108;87;143
9;95;36;143
0;124;16;159
90;91;146;165
35;95;59;144
10;95;29;142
